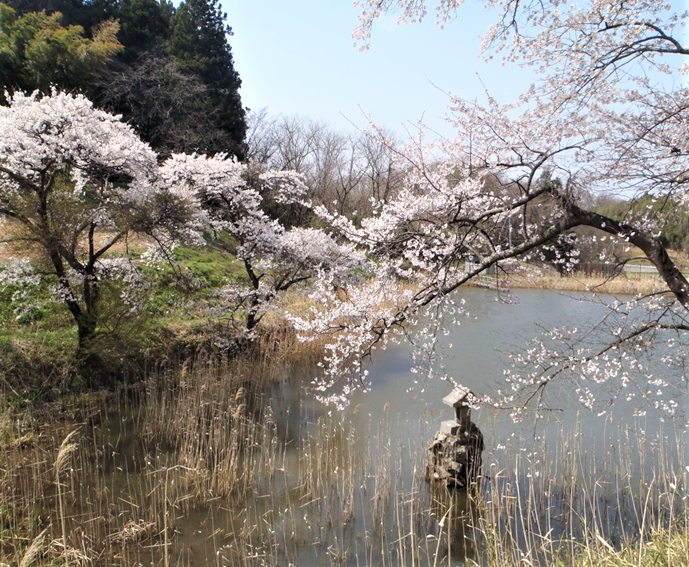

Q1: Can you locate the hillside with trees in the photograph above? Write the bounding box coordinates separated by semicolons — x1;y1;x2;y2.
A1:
0;0;246;158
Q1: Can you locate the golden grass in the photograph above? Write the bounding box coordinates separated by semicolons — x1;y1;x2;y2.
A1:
0;219;152;261
506;271;666;295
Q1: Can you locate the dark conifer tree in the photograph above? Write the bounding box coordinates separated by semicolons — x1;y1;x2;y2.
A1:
3;0;247;160
168;0;246;159
116;0;171;62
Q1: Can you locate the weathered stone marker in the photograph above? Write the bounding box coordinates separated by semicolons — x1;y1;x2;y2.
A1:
427;386;484;489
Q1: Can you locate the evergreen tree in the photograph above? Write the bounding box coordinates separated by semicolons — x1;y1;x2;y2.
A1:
116;0;171;62
4;0;119;33
0;2;122;99
168;0;245;159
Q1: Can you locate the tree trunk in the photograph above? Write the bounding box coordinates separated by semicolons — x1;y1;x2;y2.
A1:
75;313;104;388
246;294;260;332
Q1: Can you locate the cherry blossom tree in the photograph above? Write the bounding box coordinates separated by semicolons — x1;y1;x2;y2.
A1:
289;0;689;413
0;91;204;364
160;153;365;335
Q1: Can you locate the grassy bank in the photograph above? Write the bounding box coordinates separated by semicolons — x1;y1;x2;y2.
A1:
471;524;689;567
567;529;689;567
0;238;274;403
507;270;666;295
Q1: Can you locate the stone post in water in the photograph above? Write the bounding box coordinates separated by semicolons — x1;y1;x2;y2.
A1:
426;386;484;489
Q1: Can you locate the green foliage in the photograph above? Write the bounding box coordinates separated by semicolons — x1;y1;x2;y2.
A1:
593;195;689;253
173;240;249;290
0;2;122;98
167;0;245;158
2;0;111;32
168;0;229;81
116;0;171;62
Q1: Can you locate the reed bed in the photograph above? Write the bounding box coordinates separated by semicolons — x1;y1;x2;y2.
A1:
1;355;687;566
501;269;666;295
469;417;689;567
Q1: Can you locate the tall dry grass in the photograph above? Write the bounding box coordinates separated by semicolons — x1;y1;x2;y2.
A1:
467;416;689;567
505;270;666;295
1;344;687;566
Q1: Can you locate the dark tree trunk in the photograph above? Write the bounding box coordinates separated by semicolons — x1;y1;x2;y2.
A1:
75;271;106;387
246;293;261;332
75;316;104;387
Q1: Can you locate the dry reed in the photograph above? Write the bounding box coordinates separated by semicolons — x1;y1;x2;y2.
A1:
501;269;666;295
1;353;687;567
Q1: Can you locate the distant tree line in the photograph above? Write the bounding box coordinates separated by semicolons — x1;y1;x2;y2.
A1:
246;111;406;226
0;0;246;159
593;195;689;255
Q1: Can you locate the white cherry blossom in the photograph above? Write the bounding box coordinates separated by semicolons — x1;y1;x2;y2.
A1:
292;0;689;412
0;91;204;356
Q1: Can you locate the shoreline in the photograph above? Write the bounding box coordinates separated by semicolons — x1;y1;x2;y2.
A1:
469;271;666;296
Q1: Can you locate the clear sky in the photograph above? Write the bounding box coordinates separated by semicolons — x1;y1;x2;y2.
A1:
222;0;688;138
222;0;531;138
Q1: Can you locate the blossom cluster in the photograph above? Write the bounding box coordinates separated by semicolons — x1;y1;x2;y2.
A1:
294;0;689;413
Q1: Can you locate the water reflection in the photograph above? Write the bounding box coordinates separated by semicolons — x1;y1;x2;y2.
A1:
77;287;689;566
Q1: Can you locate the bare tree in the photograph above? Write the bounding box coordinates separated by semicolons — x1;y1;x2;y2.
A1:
246;113;405;221
246;108;279;165
98;48;235;158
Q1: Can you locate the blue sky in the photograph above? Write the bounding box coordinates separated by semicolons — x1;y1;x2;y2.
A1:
222;0;687;138
223;0;530;137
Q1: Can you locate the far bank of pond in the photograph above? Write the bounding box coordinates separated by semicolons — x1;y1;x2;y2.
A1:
473;269;667;296
1;287;687;566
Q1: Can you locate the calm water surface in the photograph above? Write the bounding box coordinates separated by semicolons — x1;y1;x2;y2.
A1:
90;287;688;566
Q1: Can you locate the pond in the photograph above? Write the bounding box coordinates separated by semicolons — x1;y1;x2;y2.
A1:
7;287;688;566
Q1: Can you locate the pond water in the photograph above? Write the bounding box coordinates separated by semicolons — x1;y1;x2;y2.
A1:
46;288;689;566
328;287;689;561
366;287;684;424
